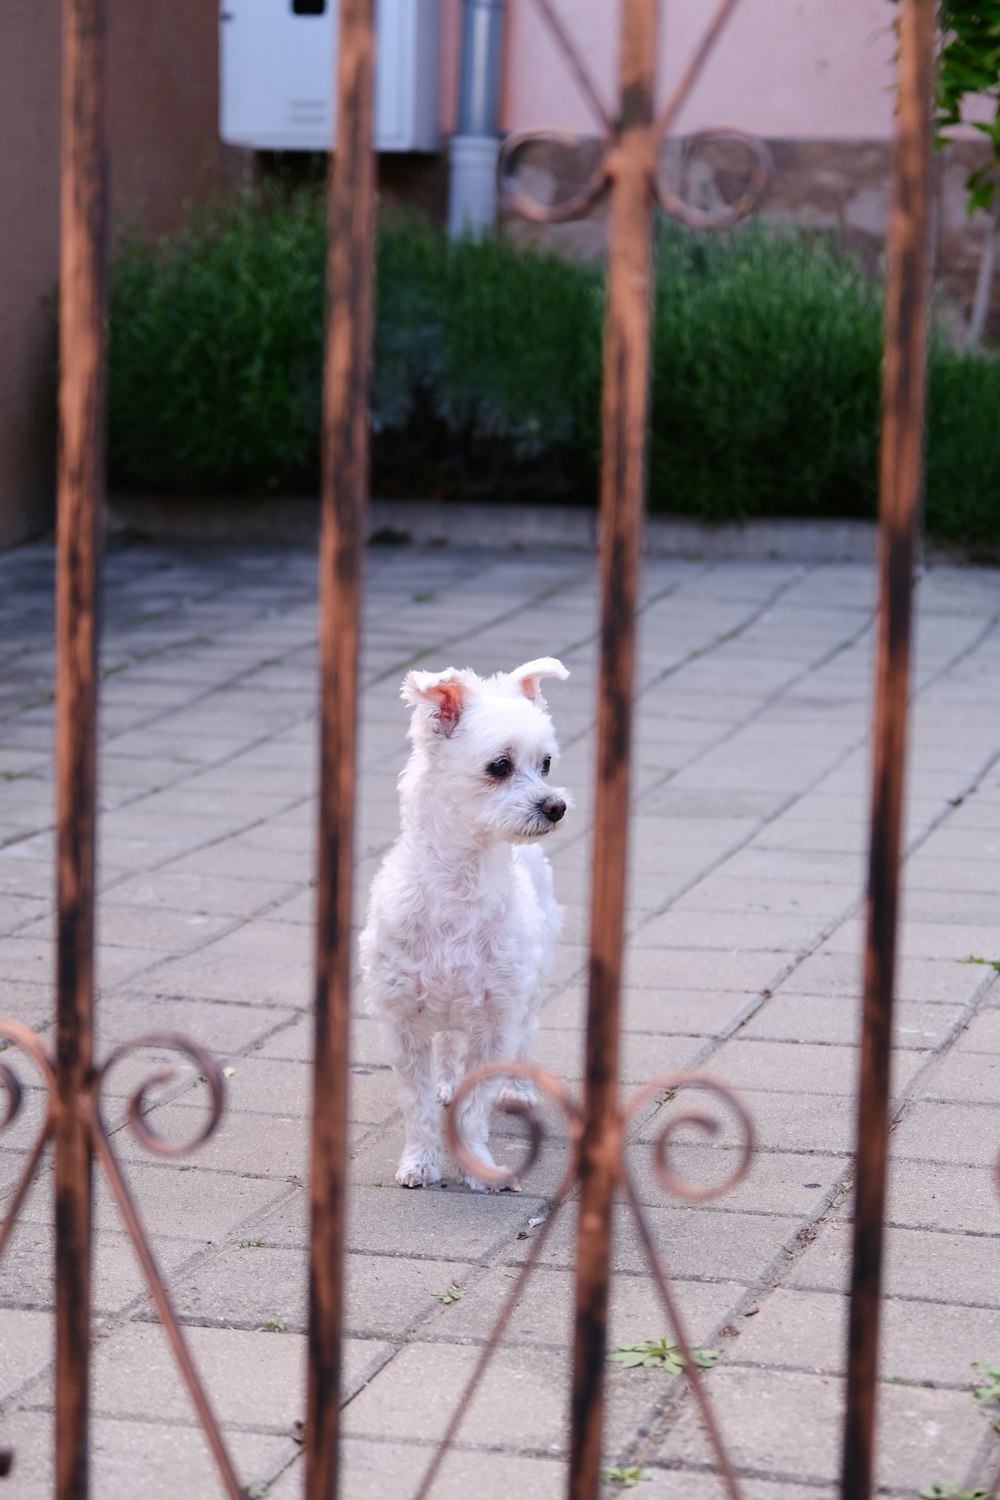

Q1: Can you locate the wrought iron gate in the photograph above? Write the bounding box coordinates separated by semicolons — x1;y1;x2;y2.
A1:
0;0;973;1497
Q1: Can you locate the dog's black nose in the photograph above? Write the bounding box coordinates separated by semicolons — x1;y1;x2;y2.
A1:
541;796;566;823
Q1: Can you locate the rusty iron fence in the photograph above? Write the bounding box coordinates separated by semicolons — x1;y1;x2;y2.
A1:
0;0;961;1496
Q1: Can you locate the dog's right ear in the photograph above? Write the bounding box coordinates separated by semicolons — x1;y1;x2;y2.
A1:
401;669;473;738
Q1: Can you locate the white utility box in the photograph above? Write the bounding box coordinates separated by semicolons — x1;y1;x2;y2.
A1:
220;0;441;152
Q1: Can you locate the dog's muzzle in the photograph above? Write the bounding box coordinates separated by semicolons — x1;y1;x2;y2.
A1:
539;795;566;824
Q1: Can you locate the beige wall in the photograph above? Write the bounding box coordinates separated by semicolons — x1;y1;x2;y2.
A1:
0;0;231;551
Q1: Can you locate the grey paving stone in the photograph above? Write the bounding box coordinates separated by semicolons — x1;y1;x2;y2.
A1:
270;1441;568;1500
89;1322;391;1425
0;1409;293;1500
654;1366;986;1488
168;1244;476;1340
431;1262;743;1352
634;910;826;954
708;1038;928;1097
0;1308;52;1402
785;1221;1000;1305
624;947;796;994
739;993;962;1049
891;1099;1000;1166
0;1220;210;1319
256;1181;538;1264
543;984;758;1038
779;951;986;1004
922;1047;1000;1104
522;1201;803;1287
16;1150;289;1243
728;1285;1000;1385
129;920;312;1007
833;1158;1000;1235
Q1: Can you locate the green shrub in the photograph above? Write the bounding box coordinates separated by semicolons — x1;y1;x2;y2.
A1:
648;224;883;520
106;188;1000;547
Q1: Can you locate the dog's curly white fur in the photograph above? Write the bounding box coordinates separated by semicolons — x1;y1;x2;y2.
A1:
360;658;569;1190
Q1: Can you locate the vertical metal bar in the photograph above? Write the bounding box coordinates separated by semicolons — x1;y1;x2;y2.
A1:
304;1;375;1496
54;0;107;1495
568;3;658;1496
841;2;935;1495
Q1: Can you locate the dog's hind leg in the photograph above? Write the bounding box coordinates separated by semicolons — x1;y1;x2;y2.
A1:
433;1029;465;1106
454;1009;522;1193
382;1024;443;1188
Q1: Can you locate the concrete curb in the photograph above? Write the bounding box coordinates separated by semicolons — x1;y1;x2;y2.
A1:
109;495;881;564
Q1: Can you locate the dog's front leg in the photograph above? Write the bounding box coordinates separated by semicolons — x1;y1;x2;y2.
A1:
383;1024;443;1188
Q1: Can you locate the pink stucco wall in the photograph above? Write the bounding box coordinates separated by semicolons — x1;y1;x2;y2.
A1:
477;0;899;141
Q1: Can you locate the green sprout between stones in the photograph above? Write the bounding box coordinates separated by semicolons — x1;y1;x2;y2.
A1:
601;1467;651;1488
972;1360;1000;1406
608;1338;720;1374
919;1361;1000;1497
239;1239;265;1249
433;1282;466;1305
919;1486;987;1500
959;955;1000;972
259;1318;285;1333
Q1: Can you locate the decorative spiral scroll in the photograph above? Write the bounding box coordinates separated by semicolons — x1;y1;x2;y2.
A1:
0;1060;21;1133
443;1061;583;1195
95;1032;225;1159
0;1022;57;1263
498;129;611;225
0;1021;56;1130
623;1070;755;1203
653;127;773;229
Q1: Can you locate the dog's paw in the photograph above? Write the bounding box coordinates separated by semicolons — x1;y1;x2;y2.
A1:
497;1078;537;1110
395;1154;443;1189
463;1149;520;1194
436;1080;455;1107
465;1172;521;1194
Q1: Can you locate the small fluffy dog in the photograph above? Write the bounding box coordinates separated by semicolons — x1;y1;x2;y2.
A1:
360;658;569;1190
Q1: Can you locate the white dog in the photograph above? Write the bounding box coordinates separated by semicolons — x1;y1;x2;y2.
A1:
360;657;569;1190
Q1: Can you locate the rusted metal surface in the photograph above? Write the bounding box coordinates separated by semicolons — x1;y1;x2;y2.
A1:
417;1067;754;1499
304;0;376;1494
841;2;936;1496
413;1065;585;1500
499;0;771;230
90;1040;241;1499
54;0;108;1491
2;6;244;1496
0;1024;242;1494
569;2;659;1494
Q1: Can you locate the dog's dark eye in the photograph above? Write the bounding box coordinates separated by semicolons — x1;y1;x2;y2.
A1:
487;757;513;780
541;756;552;776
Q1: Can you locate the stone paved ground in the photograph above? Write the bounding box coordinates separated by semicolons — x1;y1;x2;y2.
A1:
0;534;998;1499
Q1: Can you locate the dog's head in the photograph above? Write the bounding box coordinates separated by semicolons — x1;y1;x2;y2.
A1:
400;658;570;843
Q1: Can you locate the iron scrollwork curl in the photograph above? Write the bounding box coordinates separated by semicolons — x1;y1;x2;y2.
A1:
498;129;612;225
95;1031;226;1159
623;1069;755;1202
443;1059;584;1194
0;1022;57;1263
653;128;773;229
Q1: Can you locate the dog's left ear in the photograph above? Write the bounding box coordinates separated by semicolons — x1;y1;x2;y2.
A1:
510;658;569;704
402;668;475;738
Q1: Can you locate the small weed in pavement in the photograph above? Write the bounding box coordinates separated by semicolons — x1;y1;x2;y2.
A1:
601;1467;651;1488
433;1282;466;1305
259;1318;285;1333
608;1338;719;1374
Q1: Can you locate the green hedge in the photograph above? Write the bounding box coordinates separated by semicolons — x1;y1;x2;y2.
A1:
106;187;1000;546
